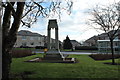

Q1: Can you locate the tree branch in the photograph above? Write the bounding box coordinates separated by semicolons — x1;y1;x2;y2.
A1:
2;2;15;38
7;2;25;51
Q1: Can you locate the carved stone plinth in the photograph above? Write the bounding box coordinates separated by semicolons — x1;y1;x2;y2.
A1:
25;57;77;63
44;50;64;60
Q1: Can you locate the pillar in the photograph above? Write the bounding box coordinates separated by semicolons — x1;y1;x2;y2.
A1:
55;28;59;50
47;19;59;51
47;28;51;50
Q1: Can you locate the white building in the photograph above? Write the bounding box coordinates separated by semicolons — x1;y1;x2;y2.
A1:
14;30;62;48
97;40;120;54
14;30;45;48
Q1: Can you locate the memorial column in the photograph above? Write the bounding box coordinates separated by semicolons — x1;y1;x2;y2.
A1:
47;28;51;50
55;28;59;50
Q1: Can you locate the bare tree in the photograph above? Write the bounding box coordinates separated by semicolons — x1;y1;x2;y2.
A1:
1;0;73;79
89;2;120;64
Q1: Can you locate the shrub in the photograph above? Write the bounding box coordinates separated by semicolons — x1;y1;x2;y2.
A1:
35;46;46;49
89;54;120;60
75;46;98;50
63;36;72;49
11;49;33;58
20;46;32;48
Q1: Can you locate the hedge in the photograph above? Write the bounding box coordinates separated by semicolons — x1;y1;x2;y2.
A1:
75;46;98;50
35;46;47;49
89;54;120;60
11;49;34;58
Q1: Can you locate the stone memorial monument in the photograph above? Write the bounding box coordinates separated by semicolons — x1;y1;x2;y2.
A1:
26;19;76;63
44;19;64;60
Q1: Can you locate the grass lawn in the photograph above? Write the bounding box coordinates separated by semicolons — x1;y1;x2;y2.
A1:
10;53;120;79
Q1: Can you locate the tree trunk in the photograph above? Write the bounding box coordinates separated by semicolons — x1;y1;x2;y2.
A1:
2;51;12;80
2;2;14;80
2;2;25;79
110;39;115;65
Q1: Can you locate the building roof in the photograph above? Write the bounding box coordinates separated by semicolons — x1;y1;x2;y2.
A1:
17;30;62;43
98;40;120;42
85;29;120;42
70;40;81;46
18;30;43;36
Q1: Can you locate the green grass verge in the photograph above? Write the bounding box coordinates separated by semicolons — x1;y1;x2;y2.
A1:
10;54;120;79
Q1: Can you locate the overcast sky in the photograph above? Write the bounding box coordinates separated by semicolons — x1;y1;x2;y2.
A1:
19;0;119;42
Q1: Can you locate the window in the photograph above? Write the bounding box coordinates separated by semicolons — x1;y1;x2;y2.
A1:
22;36;27;40
30;37;38;40
114;42;118;47
30;42;34;45
42;37;44;42
30;37;34;40
22;42;27;46
34;37;38;40
38;37;41;40
114;36;118;40
39;42;41;45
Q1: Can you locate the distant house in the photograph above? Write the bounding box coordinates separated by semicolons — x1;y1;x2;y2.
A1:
14;30;45;48
83;30;120;46
83;36;98;46
97;39;120;54
70;40;81;49
14;30;62;48
97;30;120;54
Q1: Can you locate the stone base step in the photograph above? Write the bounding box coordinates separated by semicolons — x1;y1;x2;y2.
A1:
26;57;77;63
44;54;63;60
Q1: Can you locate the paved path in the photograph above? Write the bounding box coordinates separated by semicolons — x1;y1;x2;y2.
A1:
32;51;97;54
61;51;97;54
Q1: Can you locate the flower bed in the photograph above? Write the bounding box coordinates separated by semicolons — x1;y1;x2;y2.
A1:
89;54;120;60
11;49;34;58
